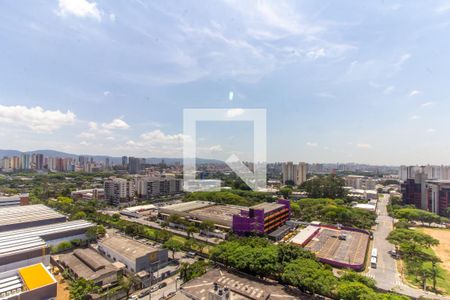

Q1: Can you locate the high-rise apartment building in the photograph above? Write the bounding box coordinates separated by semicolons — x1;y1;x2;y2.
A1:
134;176;183;199
281;162;308;186
104;177;135;206
128;157;141;174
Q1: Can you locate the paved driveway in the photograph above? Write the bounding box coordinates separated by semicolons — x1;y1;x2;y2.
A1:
366;194;449;299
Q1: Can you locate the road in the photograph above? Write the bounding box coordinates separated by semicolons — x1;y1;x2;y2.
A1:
130;275;180;300
367;194;449;299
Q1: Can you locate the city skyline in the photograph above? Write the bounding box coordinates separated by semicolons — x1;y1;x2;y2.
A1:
2;1;450;164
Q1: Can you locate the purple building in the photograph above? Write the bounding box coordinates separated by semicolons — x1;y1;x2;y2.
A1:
232;199;291;235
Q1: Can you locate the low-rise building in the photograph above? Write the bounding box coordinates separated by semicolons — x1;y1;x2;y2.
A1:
0;263;57;300
0;205;67;232
0;220;94;273
56;248;122;288
0;194;29;207
232;199;291;235
98;235;168;276
71;188;105;201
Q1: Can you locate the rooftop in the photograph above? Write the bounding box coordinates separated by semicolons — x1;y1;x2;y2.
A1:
99;235;159;260
0;204;66;231
0;220;93;260
250;202;284;213
188;204;247;227
18;263;55;291
58;248;120;282
159;201;214;213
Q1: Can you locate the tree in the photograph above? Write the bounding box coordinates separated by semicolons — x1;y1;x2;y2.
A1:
388;229;439;248
300;175;347;199
71;211;87;220
200;220;215;236
279;187;293;199
120;275;139;297
163;239;183;259
86;226;98;241
282;258;337;296
69;278;99;300
337;281;376;300
179;261;208;282
96;225;106;237
340;270;376;289
186;225;199;238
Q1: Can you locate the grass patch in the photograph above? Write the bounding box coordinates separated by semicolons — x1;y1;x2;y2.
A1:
404;247;450;294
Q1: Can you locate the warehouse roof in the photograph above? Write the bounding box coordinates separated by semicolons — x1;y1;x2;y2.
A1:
0;220;93;259
99;235;158;260
58;248;120;282
0;204;66;231
159;201;214;213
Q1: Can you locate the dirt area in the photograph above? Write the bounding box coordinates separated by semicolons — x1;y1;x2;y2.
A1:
419;228;450;273
55;273;70;300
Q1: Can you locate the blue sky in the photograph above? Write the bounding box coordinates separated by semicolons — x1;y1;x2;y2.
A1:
1;0;450;165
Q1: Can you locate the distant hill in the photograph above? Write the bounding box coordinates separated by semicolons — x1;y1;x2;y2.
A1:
0;149;223;165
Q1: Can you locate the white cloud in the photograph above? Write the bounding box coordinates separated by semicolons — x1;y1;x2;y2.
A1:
436;2;450;13
56;0;102;21
77;132;95;139
409;90;421;97
101;118;130;130
410;115;421;120
103;91;111;96
357;143;372;149
316;92;336;99
0;105;75;132
306;142;318;147
80;140;89;146
140;129;186;142
207;144;223;152
421;101;435;108
226;108;245;118
109;13;116;22
427;128;436;133
383;85;395;95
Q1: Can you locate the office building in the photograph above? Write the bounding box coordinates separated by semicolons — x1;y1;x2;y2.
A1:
282;162;308;186
128;157;141;174
122;156;128;167
0;263;57;300
232;199;291;235
424;180;450;216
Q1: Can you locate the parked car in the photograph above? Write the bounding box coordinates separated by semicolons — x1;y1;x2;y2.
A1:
150;285;159;292
159;282;167;289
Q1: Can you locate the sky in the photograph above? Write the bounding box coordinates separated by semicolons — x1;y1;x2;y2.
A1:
1;0;450;165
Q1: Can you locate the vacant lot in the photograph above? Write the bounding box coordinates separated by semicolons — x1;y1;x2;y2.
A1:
418;228;450;273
